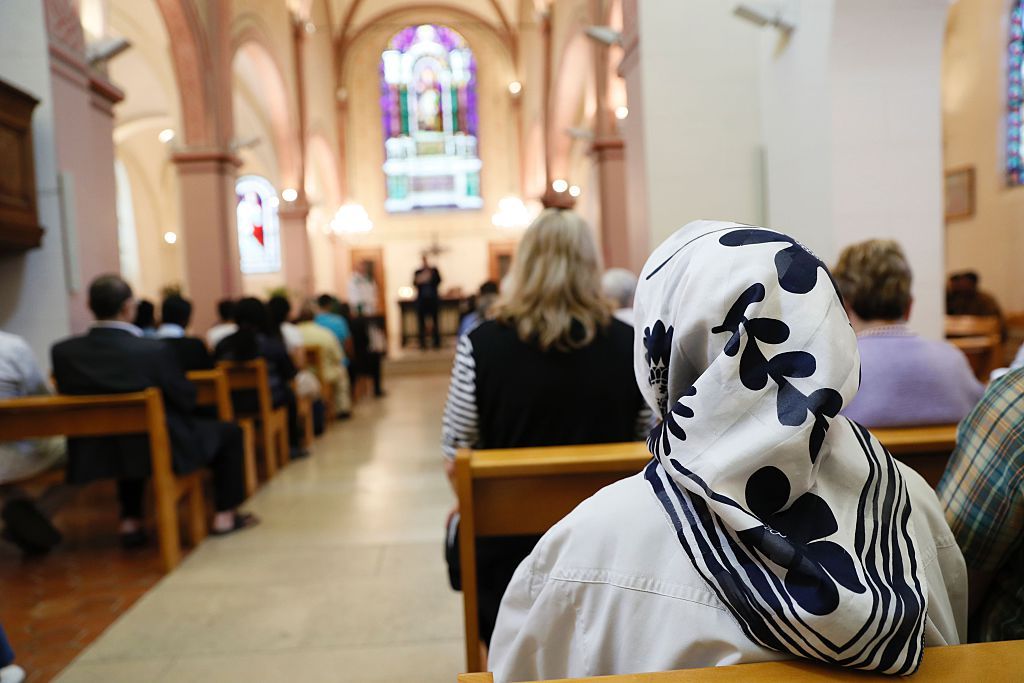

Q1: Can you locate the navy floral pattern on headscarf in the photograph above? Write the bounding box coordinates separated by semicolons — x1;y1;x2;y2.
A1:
633;220;927;676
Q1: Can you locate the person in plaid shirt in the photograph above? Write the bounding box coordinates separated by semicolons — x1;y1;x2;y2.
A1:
938;368;1024;641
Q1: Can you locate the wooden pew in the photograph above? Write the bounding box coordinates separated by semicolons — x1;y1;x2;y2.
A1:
455;442;651;672
872;423;958;487
456;640;1024;682
187;368;258;497
946;315;1001;380
303;345;336;425
455;427;959;671
0;388;204;572
218;359;289;477
295;388;315;449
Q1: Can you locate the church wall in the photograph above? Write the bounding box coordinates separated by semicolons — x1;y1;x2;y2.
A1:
759;0;947;339
341;11;522;351
627;0;765;253
943;0;1024;313
0;0;72;367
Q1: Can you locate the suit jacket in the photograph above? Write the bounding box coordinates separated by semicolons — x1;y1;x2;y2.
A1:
162;336;214;373
51;327;221;482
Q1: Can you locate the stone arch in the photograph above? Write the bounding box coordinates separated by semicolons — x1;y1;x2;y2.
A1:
231;21;300;188
154;0;213;146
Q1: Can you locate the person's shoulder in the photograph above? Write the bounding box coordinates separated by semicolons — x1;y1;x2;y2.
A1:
606;317;636;343
466;319;511;345
529;472;694;586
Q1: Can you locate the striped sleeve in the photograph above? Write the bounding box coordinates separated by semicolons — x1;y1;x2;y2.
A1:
441;334;480;460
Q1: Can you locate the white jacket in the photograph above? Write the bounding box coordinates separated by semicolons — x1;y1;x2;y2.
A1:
489;466;967;683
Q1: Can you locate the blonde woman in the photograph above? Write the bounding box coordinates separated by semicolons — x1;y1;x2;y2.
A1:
441;209;651;649
833;239;983;427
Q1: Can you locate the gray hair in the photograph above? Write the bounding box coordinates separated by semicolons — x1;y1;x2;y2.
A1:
602;268;638;309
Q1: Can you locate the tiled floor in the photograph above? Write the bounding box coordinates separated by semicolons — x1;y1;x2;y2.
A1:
8;373;465;682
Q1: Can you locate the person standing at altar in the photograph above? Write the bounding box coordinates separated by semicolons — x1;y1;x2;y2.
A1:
414;255;442;349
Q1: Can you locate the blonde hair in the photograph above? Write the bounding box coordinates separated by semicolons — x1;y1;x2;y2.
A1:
833;239;912;321
491;209;611;351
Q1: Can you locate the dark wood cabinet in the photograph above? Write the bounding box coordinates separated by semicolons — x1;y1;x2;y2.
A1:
0;79;43;251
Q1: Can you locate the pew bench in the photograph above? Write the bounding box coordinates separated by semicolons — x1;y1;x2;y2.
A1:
0;388;204;572
455;426;959;670
218;359;289;478
456;640;1023;681
188;368;258;497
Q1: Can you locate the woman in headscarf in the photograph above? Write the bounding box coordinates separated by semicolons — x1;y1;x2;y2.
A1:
489;221;967;681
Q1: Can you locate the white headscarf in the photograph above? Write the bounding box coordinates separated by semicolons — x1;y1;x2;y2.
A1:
635;221;927;675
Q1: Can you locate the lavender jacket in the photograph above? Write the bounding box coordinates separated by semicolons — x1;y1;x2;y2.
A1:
843;325;985;428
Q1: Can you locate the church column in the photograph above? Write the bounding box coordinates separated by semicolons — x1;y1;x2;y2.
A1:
591;0;631;268
281;11;314;298
172;149;242;329
279;200;313;296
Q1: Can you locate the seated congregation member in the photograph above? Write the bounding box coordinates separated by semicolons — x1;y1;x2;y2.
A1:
52;275;256;544
442;209;651;651
0;623;24;683
947;271;1004;321
833;240;983;427
296;301;351;418
314;294;353;362
206;299;238;349
938;367;1024;641
214;297;304;458
267;295;304;360
456;281;499;338
133;299;158;338
0;330;66;555
489;221;966;682
601;267;638;326
156;294;213;372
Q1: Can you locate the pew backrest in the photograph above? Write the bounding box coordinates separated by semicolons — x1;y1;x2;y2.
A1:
187;368;234;420
0;388;197;570
456;640;1024;681
455;442;650;672
217;358;275;417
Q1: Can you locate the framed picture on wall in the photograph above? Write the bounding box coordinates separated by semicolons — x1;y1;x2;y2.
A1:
945;167;975;222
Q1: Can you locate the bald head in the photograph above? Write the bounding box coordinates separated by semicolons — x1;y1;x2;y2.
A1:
88;274;135;321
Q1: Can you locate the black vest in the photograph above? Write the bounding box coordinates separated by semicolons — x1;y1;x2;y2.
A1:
468;319;645;450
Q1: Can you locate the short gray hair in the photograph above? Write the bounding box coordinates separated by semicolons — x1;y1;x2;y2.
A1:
602;268;638;309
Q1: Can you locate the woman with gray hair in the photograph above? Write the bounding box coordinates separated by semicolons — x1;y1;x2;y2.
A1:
441;209;651;654
602;267;639;325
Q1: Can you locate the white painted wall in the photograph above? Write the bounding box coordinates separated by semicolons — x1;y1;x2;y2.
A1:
759;0;948;338
630;0;765;249
0;0;71;369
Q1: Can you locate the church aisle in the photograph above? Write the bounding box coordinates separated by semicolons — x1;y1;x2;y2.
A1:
55;373;464;682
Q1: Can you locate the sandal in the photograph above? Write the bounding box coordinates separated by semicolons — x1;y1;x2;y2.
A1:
210;512;259;537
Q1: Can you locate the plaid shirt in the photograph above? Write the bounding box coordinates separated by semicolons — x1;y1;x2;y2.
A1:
937;368;1024;641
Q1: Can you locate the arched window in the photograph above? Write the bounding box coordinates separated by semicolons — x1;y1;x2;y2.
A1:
380;24;483;212
235;175;282;274
1008;0;1024;184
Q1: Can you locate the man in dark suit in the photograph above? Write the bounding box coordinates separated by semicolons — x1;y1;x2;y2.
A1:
413;255;442;349
157;294;214;372
51;275;256;546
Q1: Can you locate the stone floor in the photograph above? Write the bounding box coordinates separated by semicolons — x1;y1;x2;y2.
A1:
9;373;465;682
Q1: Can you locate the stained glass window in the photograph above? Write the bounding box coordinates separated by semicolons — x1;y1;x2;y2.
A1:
380;24;483;212
235;175;282;274
1008;0;1024;184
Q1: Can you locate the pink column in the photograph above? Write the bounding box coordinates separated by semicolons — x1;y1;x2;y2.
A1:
44;0;124;332
279;201;313;297
172;150;242;332
592;138;632;268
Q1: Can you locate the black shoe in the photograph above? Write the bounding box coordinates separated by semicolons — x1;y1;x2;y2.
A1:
1;499;61;555
289;446;310;460
119;528;149;549
335;411;352;420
